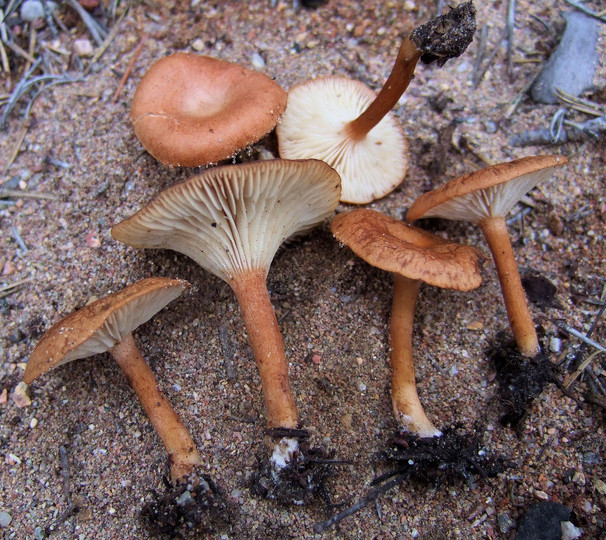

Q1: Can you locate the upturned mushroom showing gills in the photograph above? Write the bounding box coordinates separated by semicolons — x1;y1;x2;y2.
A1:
277;2;476;204
332;209;483;437
131;53;287;167
112;159;341;469
24;278;201;483
407;155;568;357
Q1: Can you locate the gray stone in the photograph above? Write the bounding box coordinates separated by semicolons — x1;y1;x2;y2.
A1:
0;512;12;528
530;12;598;104
20;0;58;22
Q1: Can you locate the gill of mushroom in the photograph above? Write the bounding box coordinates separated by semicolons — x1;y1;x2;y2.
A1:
23;278;201;483
331;209;483;437
407;155;569;357
277;1;476;204
111;159;341;470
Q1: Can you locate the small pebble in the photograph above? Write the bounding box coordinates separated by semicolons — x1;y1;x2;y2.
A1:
73;39;93;57
549;337;562;353
12;382;31;408
358;382;366;392
0;388;7;404
0;512;12;528
29;417;38;428
561;521;583;540
191;38;205;51
20;0;57;22
251;52;265;70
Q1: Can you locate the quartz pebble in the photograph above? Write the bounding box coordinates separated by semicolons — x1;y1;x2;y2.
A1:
12;382;31;408
0;512;12;528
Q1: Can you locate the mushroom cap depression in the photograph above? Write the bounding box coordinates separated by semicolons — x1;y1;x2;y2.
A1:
111;159;342;283
277;77;408;205
24;278;190;383
406;155;568;223
131;53;288;167
332;209;483;291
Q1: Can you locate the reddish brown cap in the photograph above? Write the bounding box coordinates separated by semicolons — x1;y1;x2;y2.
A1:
131;53;287;167
24;278;190;384
331;209;483;291
407;155;568;223
277;77;408;205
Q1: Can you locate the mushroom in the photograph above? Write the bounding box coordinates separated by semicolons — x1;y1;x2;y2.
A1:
24;277;201;483
331;209;483;437
131;52;288;167
277;2;476;204
406;155;568;357
111;159;341;468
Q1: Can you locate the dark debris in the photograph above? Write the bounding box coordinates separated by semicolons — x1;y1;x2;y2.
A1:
250;442;343;506
140;474;231;538
488;337;558;428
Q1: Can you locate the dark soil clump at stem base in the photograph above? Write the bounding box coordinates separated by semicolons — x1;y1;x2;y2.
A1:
385;424;506;486
488;336;558;428
140;474;231;538
250;429;343;506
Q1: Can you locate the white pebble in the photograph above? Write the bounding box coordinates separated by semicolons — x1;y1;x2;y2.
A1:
358;382;367;392
29;418;38;429
251;52;266;70
549;337;562;353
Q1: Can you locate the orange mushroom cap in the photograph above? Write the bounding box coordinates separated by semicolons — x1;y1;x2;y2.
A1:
131;53;287;167
332;209;483;291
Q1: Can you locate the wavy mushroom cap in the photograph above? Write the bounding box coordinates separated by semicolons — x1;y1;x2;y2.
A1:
24;278;190;384
112;159;342;283
332;209;483;291
131;53;287;167
277;77;408;205
407;155;568;223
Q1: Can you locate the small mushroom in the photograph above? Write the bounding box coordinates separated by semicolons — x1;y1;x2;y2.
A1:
112;159;341;468
131;53;288;167
331;209;483;437
24;277;201;483
277;2;476;204
407;155;568;357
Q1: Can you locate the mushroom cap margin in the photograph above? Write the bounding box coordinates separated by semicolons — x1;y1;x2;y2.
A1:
24;277;190;384
331;209;483;291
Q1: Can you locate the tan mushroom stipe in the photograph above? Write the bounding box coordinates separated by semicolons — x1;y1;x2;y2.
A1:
332;209;483;437
407;155;568;357
24;278;201;483
131;53;287;167
277;3;475;204
112;159;341;468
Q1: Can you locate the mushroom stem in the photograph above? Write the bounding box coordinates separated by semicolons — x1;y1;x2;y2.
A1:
110;334;201;482
479;216;540;357
229;269;299;431
346;37;422;140
390;274;441;437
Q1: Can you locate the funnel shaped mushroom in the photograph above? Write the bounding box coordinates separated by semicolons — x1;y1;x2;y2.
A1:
131;53;287;167
24;278;201;483
407;155;568;357
332;209;483;437
277;1;476;204
112;159;341;468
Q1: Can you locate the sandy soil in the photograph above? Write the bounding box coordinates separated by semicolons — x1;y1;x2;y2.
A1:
0;1;604;538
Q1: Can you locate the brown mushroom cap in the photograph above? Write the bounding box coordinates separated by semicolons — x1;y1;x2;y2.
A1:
131;53;287;167
331;209;483;291
406;155;568;223
24;277;189;383
111;159;342;283
277;77;408;205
